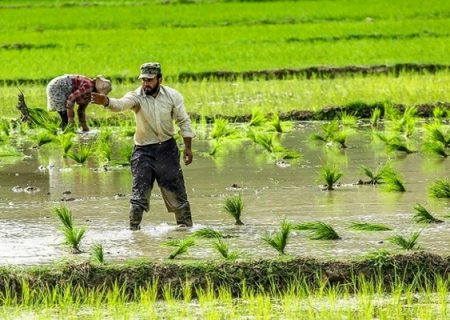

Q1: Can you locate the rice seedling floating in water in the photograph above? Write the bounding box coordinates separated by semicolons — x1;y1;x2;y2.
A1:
91;243;105;264
360;162;393;185
55;205;73;229
66;143;92;164
213;238;241;260
380;169;406;192
424;123;450;148
319;164;343;191
162;238;196;260
413;203;443;224
261;219;291;255
389;231;421;250
293;221;341;240
350;222;392;231
428;179;450;199
54;205;86;254
224;193;244;225
422;140;448;158
192;227;223;239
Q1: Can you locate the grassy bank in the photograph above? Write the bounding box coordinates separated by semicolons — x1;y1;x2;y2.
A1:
1;253;450;319
1;72;449;119
0;252;448;301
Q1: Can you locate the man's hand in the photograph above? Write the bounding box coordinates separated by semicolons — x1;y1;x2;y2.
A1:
91;92;109;106
184;147;193;165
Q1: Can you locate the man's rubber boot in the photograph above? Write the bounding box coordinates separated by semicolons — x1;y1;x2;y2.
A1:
174;208;193;228
129;206;144;230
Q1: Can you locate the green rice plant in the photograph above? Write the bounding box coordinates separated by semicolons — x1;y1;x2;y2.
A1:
293;221;341;240
162;238;196;260
54;205;73;229
208;139;223;156
389;231;421;250
311;121;339;143
261;219;291;255
56;131;75;155
380;169;406;192
54;205;85;254
360;162;394;184
28;108;60;135
270;113;284;133
210;118;238;140
350;222;392;231
364;249;392;269
248;130;277;153
0;118;11;136
338;111;358;128
212;238;241;260
91;243;105;264
95;138;112;163
66;143;92;164
114;141;133;165
424;123;450;148
433;106;448;119
30;129;56;147
413;203;443;224
319;164;343;191
428;179;450;199
224;193;244;225
370;108;382;128
0;145;22;158
248;108;266;127
311;120;348;148
331;130;349;149
192;227;223;239
385;136;415;154
383;103;402;121
422;140;448;158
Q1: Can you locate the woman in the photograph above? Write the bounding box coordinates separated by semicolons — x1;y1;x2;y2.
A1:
46;75;112;132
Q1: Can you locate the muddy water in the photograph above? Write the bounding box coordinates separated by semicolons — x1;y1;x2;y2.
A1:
0;122;449;265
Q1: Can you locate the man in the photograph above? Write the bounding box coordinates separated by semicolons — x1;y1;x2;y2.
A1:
91;62;195;230
47;75;112;131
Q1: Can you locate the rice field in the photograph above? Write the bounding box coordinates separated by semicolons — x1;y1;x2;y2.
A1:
1;0;449;318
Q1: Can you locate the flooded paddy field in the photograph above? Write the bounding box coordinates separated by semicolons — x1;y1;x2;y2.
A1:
0;121;449;265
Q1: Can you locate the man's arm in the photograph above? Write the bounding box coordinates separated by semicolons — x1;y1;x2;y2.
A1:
91;92;138;112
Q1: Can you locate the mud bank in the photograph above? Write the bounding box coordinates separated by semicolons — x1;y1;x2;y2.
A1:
189;101;450;123
0;252;448;300
2;64;449;86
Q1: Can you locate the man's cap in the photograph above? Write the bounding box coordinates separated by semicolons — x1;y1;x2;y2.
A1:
95;75;112;95
138;62;162;79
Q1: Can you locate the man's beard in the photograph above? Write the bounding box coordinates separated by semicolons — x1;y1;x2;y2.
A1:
144;85;160;96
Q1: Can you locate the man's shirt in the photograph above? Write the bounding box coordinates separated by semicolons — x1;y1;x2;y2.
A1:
107;85;195;145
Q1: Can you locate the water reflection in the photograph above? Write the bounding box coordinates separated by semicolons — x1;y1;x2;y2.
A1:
0;122;448;265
